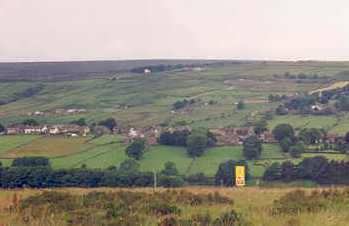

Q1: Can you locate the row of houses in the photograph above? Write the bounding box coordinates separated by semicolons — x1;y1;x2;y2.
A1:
123;126;276;146
27;108;87;117
210;127;276;145
6;124;90;136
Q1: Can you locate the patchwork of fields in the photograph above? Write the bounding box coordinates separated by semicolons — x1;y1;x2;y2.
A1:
1;61;349;129
0;135;348;180
1;61;349;183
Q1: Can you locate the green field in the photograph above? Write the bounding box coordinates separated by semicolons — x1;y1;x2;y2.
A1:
188;146;243;175
1;135;347;179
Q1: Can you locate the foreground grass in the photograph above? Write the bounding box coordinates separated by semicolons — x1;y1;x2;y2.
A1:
0;187;348;226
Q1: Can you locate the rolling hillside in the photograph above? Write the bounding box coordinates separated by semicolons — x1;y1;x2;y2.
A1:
1;60;349;180
1;60;349;130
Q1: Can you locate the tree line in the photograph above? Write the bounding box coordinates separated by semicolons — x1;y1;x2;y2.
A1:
0;157;217;188
263;156;349;185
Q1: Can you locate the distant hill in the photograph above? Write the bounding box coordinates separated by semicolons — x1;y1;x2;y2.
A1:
0;59;226;81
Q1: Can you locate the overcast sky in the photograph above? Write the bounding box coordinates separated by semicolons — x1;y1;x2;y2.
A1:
1;0;349;62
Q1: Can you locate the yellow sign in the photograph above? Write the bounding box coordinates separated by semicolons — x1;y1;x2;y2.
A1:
235;166;245;186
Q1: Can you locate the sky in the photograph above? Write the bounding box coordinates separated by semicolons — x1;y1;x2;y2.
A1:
1;0;349;62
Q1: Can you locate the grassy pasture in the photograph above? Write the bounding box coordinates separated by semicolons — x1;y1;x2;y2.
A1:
4;136;92;158
188;146;242;176
268;115;339;131
0;135;39;156
1;135;347;179
140;145;192;174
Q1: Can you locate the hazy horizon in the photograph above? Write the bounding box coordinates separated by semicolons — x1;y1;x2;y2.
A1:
1;0;349;62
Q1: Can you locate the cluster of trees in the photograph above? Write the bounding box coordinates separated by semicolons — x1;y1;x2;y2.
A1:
0;157;187;188
172;99;195;110
22;118;40;126
298;128;324;145
284;95;316;112
253;120;268;135
263;156;349;184
159;128;216;157
215;160;248;186
317;84;349;108
274;93;336;116
159;129;190;146
268;94;288;102
336;96;349;111
125;138;146;160
1;156;246;188
272;84;349;116
97;118;117;131
243;136;262;159
70;117;88;126
272;124;304;158
273;72;326;80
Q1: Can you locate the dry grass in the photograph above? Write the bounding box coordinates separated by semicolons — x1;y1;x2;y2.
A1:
0;186;348;226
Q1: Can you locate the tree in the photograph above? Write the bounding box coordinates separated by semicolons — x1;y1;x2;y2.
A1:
336;96;349;111
159;175;184;187
243;135;262;160
71;118;87;126
236;100;245;110
215;160;248;186
272;124;294;141
345;131;349;143
159;130;190;146
98;118;117;131
125;139;146;160
173;99;190;110
161;161;179;176
186;129;208;157
280;161;297;182
263;162;281;181
12;157;50;167
280;137;293;152
254;120;267;135
299;128;323;145
0;123;5;133
285;95;316;111
186;173;212;185
297;156;328;181
22;119;39;126
289;143;304;158
275;105;288;115
118;159;140;174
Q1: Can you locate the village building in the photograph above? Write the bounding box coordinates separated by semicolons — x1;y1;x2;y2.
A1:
48;125;90;136
144;68;152;75
6;126;24;135
209;127;255;145
24;125;48;134
124;126;161;145
258;131;277;143
6;124;90;136
324;133;344;144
